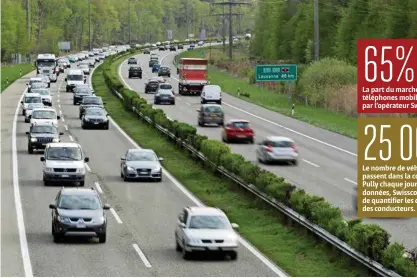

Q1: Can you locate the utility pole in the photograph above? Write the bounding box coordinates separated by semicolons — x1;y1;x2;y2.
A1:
26;0;30;43
88;0;91;51
212;1;250;60
128;0;131;45
314;0;319;61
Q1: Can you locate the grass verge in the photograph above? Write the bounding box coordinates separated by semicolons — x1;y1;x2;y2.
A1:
91;57;368;276
177;48;357;138
1;64;35;92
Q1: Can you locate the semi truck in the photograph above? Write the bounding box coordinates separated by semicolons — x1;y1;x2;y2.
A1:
177;58;208;96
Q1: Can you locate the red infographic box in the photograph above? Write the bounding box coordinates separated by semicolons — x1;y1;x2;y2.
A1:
357;39;417;113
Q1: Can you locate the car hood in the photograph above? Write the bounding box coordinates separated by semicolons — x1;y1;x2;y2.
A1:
185;229;236;240
31;133;57;138
125;161;160;169
84;115;107;120
31;119;58;126
45;159;84;168
57;209;102;219
80;104;103;108
75;93;91;97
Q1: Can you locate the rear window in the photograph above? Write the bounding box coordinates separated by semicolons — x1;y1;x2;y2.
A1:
159;84;172;90
204;106;223;113
231;122;249;128
270;141;294;148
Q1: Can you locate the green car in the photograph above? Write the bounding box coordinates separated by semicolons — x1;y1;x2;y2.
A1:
68;56;76;63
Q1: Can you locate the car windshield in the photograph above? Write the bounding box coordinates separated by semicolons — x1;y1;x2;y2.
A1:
270;140;294;148
68;74;83;81
37;61;55;67
58;194;101;210
159;84;172;90
31;125;57;134
85;109;105;116
231;122;249;128
24;96;42;103
32;110;56;119
204;106;223;113
188;215;230;229
28;103;44;110
83;98;102;105
126;151;156;161
159;90;172;95
46;147;82;160
30;80;42;85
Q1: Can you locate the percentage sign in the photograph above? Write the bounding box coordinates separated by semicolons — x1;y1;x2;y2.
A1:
396;46;414;82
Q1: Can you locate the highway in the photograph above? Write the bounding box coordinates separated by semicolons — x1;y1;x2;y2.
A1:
1;58;286;276
118;48;417;249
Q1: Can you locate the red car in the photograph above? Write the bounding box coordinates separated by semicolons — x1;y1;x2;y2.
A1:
221;119;254;143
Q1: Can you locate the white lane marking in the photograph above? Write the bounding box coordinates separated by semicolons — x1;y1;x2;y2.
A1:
176;96;182;100
59;110;62;115
57;99;60;103
185;102;191;106
110;208;123;224
344;178;357;185
94;181;103;194
69;135;74;141
302;159;319;168
132;244;152;268
169;73;357;157
12;89;34;277
84;163;92;172
64;125;68;131
61;117;65;122
58;104;61;108
106;115;288;277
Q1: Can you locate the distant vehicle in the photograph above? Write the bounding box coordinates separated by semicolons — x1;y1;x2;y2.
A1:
26;123;63;153
154;89;175;105
245;33;252;40
144;79;159;94
28;81;47;93
27;77;44;92
73;85;94;105
197;104;224;127
120;149;163;182
169;45;176;51
158;66;170;77
38;73;51;87
149;58;158;67
98;54;105;60
81;107;109;130
197;41;204;46
30;107;60;126
78;63;90;75
31;88;52;106
143;48;151;54
157;83;173;93
49;187;110;242
25;103;45;123
201;85;222;104
256;136;299;165
158;46;165;51
21;93;42;116
177;44;184;49
35;53;57;75
128;66;142;79
178;58;208;96
79;96;105;119
65;69;85;92
221;119;254;144
127;57;137;64
174;206;239;260
152;63;161;73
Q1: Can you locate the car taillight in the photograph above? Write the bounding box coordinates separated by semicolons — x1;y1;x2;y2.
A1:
266;144;273;152
53;68;56;73
292;143;298;153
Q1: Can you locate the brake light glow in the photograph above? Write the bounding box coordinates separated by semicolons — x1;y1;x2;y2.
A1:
266;143;273;152
292;143;298;153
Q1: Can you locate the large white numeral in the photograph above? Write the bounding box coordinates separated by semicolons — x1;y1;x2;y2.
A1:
380;46;393;82
379;125;391;161
400;125;412;161
364;124;377;160
365;46;377;82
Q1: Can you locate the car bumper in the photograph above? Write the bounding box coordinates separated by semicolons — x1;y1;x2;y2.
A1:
83;121;108;128
228;135;254;141
124;170;162;180
54;221;106;237
43;173;85;182
201;117;223;124
184;243;238;252
29;141;54;149
129;73;142;77
155;97;175;103
265;154;298;162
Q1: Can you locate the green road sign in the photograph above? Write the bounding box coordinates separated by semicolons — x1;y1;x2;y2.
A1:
255;64;297;82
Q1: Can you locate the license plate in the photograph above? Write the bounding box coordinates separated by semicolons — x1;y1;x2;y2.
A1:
76;223;86;228
94;122;99;124
61;174;69;178
208;246;218;250
42;143;47;146
140;171;148;174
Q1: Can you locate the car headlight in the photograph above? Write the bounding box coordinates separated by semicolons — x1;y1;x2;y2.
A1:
76;167;85;174
30;138;37;142
152;167;161;173
126;166;135;172
92;216;105;224
52;138;60;143
44;167;54;173
58;216;70;223
188;238;201;244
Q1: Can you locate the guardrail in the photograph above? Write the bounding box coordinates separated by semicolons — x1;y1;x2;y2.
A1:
105;64;400;276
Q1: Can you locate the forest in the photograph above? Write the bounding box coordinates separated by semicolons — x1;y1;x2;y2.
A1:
1;0;254;62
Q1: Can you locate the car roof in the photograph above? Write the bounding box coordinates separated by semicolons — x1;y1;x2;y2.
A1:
24;93;41;97
186;206;226;216
266;136;294;142
32;107;56;112
128;148;155;154
60;187;98;196
47;142;81;148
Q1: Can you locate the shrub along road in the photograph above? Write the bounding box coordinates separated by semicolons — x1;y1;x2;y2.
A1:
1;64;35;93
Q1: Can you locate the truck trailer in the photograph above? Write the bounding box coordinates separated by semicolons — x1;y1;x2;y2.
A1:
177;58;208;96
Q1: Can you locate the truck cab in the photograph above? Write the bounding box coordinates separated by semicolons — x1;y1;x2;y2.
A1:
177;58;208;96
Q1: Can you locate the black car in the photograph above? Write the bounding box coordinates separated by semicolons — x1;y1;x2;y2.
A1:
158;67;171;77
149;59;158;67
177;44;183;49
127;57;137;64
49;187;110;243
73;86;94;105
169;45;176;51
128;66;142;79
26;123;63;154
81;107;109;129
144;80;160;94
154;89;175;105
79;96;105;119
143;48;150;54
158;46;165;51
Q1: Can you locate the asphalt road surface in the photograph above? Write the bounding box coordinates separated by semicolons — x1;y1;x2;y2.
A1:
1;59;286;276
118;47;417;250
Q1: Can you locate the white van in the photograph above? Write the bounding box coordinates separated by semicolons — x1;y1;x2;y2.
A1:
30;107;60;126
40;142;89;186
201;85;222;104
21;93;42;116
65;69;85;92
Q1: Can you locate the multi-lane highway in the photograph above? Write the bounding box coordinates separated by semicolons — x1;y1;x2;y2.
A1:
118;48;417;249
1;58;287;276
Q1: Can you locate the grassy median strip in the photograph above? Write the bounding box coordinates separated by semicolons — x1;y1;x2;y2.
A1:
1;64;35;92
92;60;368;276
177;48;357;138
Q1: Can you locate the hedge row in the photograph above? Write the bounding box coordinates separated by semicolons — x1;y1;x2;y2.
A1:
99;48;417;277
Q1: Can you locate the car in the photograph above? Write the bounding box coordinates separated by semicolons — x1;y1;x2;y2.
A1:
174;206;239;260
201;85;222;104
73;86;94;105
81;107;109;130
221;119;254;144
21;93;42;116
158;46;165;51
79;96;105;119
49;187;110;243
41;142;89;186
143;48;151;54
154;89;175;105
30;107;60;126
144;79;160;94
158;66;171;77
157;82;173;92
256;136;299;165
38;74;51;88
152;64;161;73
78;63;90;75
177;44;183;49
198;41;204;46
128;66;142;79
25;103;46;122
149;59;158;68
26;123;63;153
98;54;105;60
216;39;222;43
57;62;66;73
31;88;52;106
197;104;224;127
127;57;137;64
27;77;44;91
120;149;163;182
66;69;85;92
28;80;47;93
87;59;96;68
68;55;76;63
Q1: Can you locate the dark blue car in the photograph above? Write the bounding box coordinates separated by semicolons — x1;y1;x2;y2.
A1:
152;64;161;73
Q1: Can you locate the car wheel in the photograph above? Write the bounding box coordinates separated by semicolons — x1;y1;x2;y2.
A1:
293;160;298;166
229;251;238;261
98;233;106;243
121;171;124;178
217;100;222;105
28;146;33;154
182;240;190;259
24;118;29;123
128;75;131;78
104;124;109;130
81;123;85;129
175;239;182;252
123;174;129;182
249;138;254;144
43;180;50;186
219;122;224;127
53;233;63;243
79;181;85;187
73;100;76;105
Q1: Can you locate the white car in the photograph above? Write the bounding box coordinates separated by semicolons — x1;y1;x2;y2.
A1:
40;142;89;186
78;63;90;75
175;206;239;260
30;107;60;126
27;77;44;92
201;85;222;104
31;88;52;106
256;136;299;165
25;103;46;123
21;93;42;115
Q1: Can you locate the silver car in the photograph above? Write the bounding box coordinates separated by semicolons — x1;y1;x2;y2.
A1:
25;103;45;122
256;136;299;165
78;63;90;75
120;149;163;182
175;206;239;260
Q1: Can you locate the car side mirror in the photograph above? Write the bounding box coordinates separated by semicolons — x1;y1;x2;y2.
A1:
121;157;125;161
57;115;60;120
40;157;45;162
26;132;29;135
28;115;32;119
59;132;64;135
231;223;239;229
49;204;56;209
65;78;67;81
106;113;109;116
84;157;89;162
103;204;111;210
179;222;186;228
158;157;164;161
21;101;23;104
